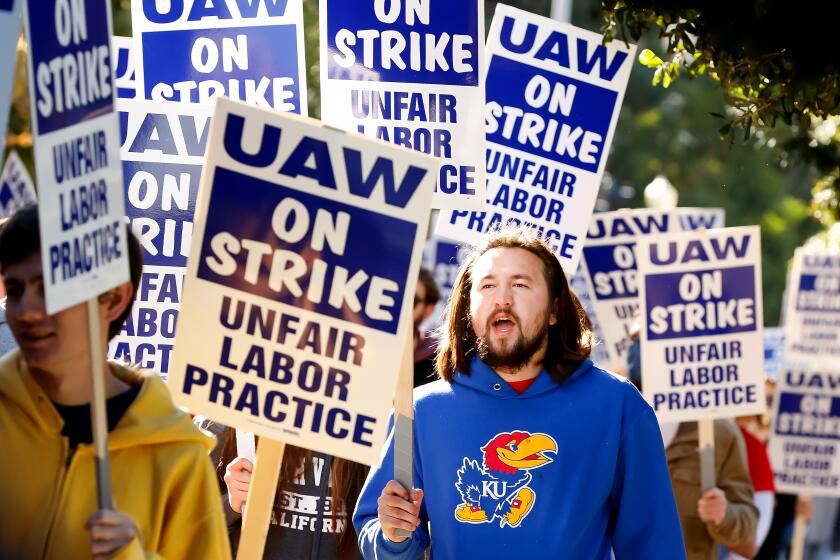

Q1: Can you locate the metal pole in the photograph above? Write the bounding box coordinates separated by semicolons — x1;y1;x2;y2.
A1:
551;0;572;23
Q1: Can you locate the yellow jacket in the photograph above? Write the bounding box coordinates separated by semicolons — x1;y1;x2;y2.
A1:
0;349;232;559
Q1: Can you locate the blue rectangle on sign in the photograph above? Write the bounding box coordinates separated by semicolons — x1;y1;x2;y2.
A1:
326;0;479;87
433;240;459;291
776;392;840;440
27;0;113;134
142;25;302;112
122;161;200;268
0;0;13;12
645;265;756;340
582;243;636;300
796;273;840;312
196;167;417;334
799;274;817;291
487;55;617;173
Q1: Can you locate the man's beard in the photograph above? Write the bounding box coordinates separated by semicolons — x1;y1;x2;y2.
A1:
475;312;549;372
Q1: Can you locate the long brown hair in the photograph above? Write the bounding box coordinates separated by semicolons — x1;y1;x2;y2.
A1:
436;226;594;384
215;429;368;557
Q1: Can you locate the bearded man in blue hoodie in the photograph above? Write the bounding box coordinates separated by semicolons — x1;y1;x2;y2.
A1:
353;227;686;559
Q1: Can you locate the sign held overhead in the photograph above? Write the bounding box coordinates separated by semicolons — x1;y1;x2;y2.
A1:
24;0;129;313
437;5;636;273
320;0;485;209
133;0;308;114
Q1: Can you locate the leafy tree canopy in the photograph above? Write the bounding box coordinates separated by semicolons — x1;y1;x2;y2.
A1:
601;1;840;224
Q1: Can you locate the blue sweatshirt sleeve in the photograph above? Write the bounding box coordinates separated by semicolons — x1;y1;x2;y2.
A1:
610;401;687;559
353;413;430;560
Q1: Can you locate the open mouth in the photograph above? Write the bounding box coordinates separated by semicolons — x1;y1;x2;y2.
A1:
490;313;517;335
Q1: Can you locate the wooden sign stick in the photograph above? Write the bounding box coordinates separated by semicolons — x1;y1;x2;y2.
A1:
87;298;113;510
698;419;716;491
393;329;415;539
236;438;285;560
789;494;810;560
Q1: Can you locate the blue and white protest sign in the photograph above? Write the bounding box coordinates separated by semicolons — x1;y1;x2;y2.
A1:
108;99;212;379
784;249;840;365
436;5;635;272
638;226;765;422
569;271;611;366
420;236;463;330
579;207;725;370
0;151;36;218
0;0;21;144
112;36;136;99
132;0;307;114
319;0;484;209
169;97;437;464
768;365;840;496
764;326;786;381
23;0;129;313
675;208;726;231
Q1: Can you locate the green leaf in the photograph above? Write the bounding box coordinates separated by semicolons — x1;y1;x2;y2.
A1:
669;60;680;75
639;49;663;68
652;67;663;86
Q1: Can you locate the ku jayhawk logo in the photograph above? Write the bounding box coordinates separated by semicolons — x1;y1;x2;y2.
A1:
454;431;557;528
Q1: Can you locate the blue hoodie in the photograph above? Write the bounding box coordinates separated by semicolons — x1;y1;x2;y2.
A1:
353;357;686;559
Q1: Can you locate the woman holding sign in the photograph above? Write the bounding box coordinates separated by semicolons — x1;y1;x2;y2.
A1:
201;419;368;559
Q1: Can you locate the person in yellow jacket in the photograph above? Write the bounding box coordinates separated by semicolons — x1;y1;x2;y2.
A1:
0;204;231;559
